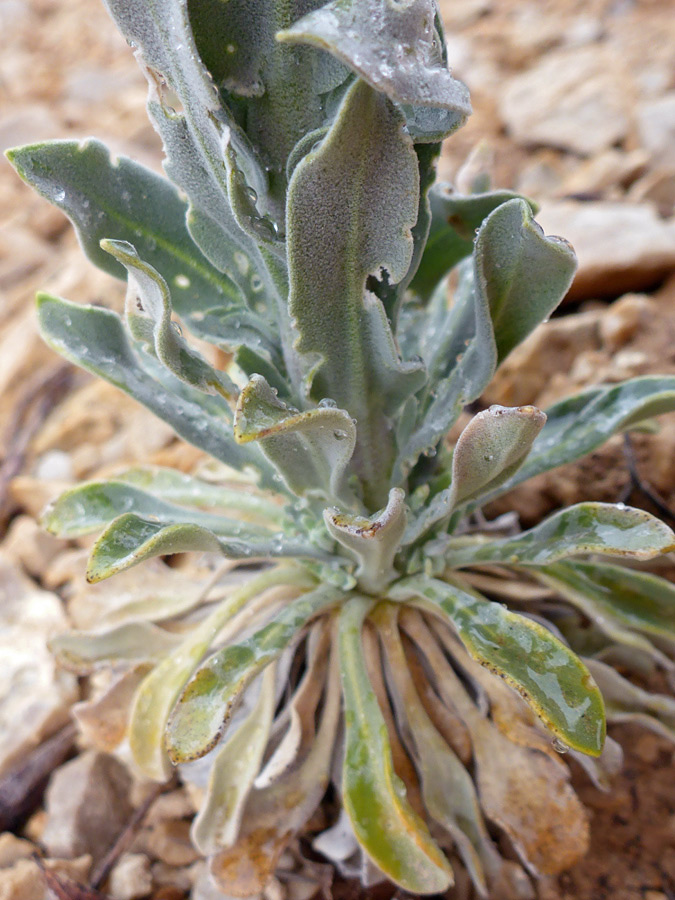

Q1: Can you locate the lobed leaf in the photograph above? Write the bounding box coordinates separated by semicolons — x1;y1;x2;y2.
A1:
166;583;340;763
36;294;267;477
287;78;426;507
234;374;356;504
279;0;471;142
410;186;537;302
477;376;675;506
338;595;454;893
325;488;407;594
103;239;238;399
444;502;675;569
390;576;606;756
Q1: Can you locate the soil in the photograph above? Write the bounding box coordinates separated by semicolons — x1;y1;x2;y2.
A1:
1;1;675;899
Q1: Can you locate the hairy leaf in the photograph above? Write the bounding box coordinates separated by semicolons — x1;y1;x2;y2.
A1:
287;78;425;507
445;503;675;568
478;376;675;505
234;374;356;504
325;488;407;594
36;294;266;476
338;595;454;893
49;622;180;674
390;576;606;756
103;239;238;399
410;186;537;302
166;583;340;762
279;0;471;141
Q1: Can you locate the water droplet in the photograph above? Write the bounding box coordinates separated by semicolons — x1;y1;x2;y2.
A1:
54;189;66;203
333;430;348;441
171;321;183;337
318;398;337;408
552;737;570;754
175;274;190;289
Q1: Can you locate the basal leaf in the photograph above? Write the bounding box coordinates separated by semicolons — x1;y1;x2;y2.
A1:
49;622;181;674
390;576;606;756
478;376;675;506
338;595;454;893
287;78;426;508
279;0;471;141
129;567;298;780
443;503;675;569
42;480;277;540
86;513;327;583
234;375;356;504
410;186;537;302
191;664;277;854
584;658;675;743
166;583;340;762
116;466;287;524
537;561;675;651
103;239;238;399
325;488;407;594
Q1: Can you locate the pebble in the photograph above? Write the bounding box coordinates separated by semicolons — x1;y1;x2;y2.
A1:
3;514;64;580
109;853;153;900
500;46;630;156
637;92;675;168
598;294;652;351
141;820;200;868
42;750;133;861
536;200;675;300
0;554;77;778
0;833;35;868
0;856;91;900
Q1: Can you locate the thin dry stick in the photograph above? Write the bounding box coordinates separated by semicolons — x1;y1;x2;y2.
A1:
89;779;171;889
621;433;675;527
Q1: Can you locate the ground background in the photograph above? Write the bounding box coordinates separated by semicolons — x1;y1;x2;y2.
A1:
1;0;675;898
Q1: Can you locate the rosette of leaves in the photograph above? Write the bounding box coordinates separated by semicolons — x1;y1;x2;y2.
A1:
8;1;675;896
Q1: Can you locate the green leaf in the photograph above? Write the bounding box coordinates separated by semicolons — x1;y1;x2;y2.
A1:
324;488;407;594
444;502;675;569
129;567;298;780
234;375;356;505
410;186;537;302
115;466;287;524
374;605;488;896
166;583;340;763
191;664;278;854
390;576;606;756
36;294;265;476
49;622;181;674
279;0;471;141
4;139;244;329
42;480;277;539
405;404;546;543
188;0;349;219
103;239;238;400
476;199;577;365
86;512;329;583
287;78;426;508
338;595;454;893
537;561;675;650
477;376;675;506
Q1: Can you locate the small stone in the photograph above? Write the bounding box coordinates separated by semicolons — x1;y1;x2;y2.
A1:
3;515;64;580
0;856;91;900
629;168;675;218
0;833;35;868
109;853;153;900
643;892;668;900
560;149;648;198
142;820;200;867
152;861;193;891
144;789;196;825
500;47;630;156
0;555;77;778
599;294;652;351
637;92;675;168
42;750;133;861
536;200;675;301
